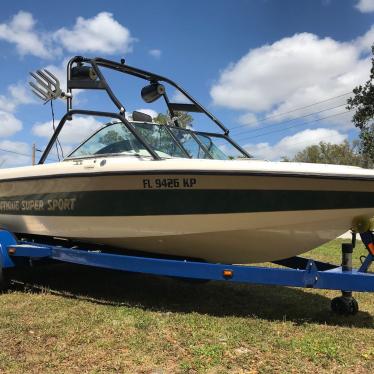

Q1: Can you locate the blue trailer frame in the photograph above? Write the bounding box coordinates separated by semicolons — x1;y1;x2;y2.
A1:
0;229;373;315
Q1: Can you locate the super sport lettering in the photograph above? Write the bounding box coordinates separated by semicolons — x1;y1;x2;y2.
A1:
0;198;76;213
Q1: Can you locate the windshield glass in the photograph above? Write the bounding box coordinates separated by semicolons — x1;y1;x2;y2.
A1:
68;121;189;159
196;134;230;160
67;121;235;160
169;127;210;159
134;122;187;158
68;122;151;159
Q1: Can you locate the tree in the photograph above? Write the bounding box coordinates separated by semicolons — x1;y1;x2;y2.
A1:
346;45;374;165
283;140;364;166
154;111;193;128
99;130;123;145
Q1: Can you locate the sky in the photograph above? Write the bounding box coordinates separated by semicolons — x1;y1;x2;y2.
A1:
0;0;373;166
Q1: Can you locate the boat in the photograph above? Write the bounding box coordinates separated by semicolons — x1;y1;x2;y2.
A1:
0;56;374;264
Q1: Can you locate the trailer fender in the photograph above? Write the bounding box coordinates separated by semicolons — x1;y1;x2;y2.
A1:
0;229;17;270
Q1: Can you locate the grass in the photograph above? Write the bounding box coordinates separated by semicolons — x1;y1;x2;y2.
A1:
0;239;373;373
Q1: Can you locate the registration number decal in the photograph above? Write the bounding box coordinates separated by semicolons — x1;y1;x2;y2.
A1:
142;177;197;189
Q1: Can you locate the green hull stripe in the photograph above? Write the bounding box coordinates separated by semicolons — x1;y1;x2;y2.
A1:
0;189;373;216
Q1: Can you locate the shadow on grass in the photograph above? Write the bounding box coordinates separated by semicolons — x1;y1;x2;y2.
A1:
7;262;373;328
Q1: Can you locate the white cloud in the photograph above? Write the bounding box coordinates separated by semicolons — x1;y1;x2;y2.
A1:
355;25;374;51
32;115;104;145
210;28;373;129
0;82;35;113
8;82;34;105
237;112;258;127
211;33;367;112
0;82;30;141
0;96;16;113
0;11;55;59
0;111;22;137
171;90;190;103
54;12;135;54
244;128;347;160
0;11;135;59
0;140;30;167
149;49;161;58
355;0;374;12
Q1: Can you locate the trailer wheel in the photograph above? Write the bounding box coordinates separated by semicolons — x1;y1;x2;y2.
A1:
331;296;359;316
0;265;8;292
0;266;6;292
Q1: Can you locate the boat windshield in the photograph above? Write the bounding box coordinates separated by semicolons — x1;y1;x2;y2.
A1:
68;121;233;160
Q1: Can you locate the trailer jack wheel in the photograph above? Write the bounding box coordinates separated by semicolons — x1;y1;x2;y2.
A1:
331;296;359;316
0;266;9;293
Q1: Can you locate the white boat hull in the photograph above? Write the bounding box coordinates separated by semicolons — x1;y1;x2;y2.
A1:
0;157;374;263
1;208;373;263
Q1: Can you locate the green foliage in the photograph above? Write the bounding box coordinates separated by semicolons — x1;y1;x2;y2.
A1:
153;113;168;125
346;45;374;164
283;140;365;166
99;130;123;145
153;111;193;128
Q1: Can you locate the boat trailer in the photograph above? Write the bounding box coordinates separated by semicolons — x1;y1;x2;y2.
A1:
0;229;373;316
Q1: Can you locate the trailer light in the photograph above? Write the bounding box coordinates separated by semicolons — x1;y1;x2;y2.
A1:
223;269;233;279
8;247;16;255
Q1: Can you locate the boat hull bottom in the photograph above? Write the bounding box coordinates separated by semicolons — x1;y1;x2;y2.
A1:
89;226;343;264
2;208;372;263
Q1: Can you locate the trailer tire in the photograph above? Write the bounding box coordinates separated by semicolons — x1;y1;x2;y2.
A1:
331;296;358;316
0;266;9;293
